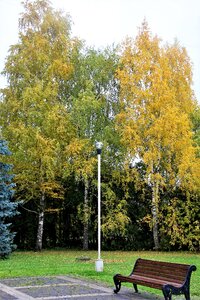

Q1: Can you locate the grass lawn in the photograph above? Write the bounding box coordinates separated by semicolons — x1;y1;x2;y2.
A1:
0;250;199;298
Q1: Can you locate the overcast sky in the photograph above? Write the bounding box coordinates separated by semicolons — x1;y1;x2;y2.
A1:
0;0;199;101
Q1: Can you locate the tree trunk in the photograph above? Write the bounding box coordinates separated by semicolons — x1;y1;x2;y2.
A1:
151;179;160;250
36;191;45;251
83;178;89;250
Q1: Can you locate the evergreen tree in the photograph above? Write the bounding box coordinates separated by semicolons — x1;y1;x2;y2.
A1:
0;140;18;258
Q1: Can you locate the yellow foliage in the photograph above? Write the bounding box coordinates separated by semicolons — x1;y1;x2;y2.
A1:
64;138;96;180
116;21;197;193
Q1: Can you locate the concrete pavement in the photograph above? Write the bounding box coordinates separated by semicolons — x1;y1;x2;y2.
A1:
0;275;163;300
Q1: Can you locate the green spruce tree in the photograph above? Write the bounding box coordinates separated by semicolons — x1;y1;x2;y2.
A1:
0;140;18;258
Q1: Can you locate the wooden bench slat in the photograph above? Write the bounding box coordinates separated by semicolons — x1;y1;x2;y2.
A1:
133;267;187;282
118;274;183;288
131;275;182;287
133;273;185;284
136;258;189;268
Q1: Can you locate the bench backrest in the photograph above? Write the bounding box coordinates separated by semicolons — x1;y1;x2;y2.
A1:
132;258;195;284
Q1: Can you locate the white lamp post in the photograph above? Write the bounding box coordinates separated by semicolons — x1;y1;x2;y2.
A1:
95;141;103;272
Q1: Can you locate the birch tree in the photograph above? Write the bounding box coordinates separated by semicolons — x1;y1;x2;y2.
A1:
0;0;76;250
116;21;199;249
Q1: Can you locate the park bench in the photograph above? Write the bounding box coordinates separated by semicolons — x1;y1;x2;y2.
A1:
113;258;196;300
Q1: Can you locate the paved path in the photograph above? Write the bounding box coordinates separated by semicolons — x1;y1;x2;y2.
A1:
0;275;163;300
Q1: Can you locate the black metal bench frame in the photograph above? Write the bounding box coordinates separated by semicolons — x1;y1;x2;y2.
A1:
113;258;196;300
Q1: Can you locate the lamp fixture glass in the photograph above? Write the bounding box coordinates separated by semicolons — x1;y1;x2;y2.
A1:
96;141;103;150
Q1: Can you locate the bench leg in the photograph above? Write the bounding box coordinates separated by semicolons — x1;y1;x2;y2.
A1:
133;283;138;293
162;286;172;300
184;288;190;300
113;275;121;294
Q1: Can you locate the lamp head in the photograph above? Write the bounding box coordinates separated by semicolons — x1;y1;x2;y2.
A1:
96;141;103;154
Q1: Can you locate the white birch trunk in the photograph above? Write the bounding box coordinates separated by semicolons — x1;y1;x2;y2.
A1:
151;179;160;250
36;192;45;251
83;178;89;250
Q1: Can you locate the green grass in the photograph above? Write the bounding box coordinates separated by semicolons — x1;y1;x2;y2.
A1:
0;250;199;298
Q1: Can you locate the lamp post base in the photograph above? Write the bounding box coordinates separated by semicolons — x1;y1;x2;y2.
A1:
95;259;104;272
